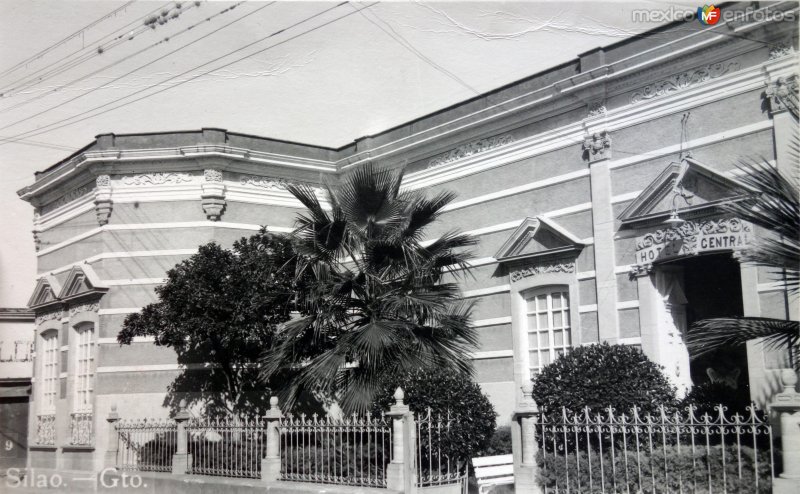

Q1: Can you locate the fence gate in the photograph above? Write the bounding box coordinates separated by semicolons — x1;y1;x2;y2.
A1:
415;409;468;494
534;404;774;494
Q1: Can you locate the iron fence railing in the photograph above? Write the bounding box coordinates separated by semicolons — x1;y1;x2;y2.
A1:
116;418;177;472
279;412;392;487
35;414;56;445
186;417;267;478
70;412;94;445
415;408;469;490
534;404;774;494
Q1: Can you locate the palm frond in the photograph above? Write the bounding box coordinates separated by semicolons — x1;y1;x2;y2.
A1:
687;317;799;368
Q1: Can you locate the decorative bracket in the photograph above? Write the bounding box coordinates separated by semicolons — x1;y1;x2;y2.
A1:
94;175;113;226
201;169;226;221
582;130;612;163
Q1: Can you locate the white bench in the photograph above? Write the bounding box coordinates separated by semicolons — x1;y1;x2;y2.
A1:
472;454;514;494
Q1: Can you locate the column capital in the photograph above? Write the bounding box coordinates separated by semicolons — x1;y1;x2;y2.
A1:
765;75;798;115
583;130;612;164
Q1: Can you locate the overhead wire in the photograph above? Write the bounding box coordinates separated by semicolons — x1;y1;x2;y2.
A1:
354;5;479;95
0;1;273;133
0;1;246;116
0;0;138;79
0;1;189;97
0;1;380;147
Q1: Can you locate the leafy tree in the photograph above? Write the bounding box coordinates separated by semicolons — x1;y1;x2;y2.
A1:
118;229;301;417
687;160;799;370
531;343;678;416
259;163;478;412
372;367;497;464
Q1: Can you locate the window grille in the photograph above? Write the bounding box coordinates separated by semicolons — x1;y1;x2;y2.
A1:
526;289;571;376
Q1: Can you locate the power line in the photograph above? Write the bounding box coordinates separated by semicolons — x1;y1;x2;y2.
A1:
355;6;479;95
0;2;271;132
0;1;138;79
0;1;245;116
0;2;193;97
0;136;76;151
0;1;377;147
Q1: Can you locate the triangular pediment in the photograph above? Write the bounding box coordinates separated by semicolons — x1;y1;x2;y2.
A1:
27;274;62;309
495;217;585;263
619;157;753;228
58;264;108;301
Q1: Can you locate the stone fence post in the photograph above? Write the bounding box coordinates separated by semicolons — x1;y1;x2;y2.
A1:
512;383;542;494
104;404;120;469
771;369;800;494
385;387;416;494
171;400;191;475
261;396;283;482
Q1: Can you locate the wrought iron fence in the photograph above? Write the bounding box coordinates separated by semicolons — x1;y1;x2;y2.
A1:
415;408;469;491
70;412;94;445
186;417;267;478
116;418;177;472
36;414;56;445
279;412;392;487
534;404;774;494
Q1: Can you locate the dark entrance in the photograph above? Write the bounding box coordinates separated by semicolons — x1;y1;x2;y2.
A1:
678;253;750;404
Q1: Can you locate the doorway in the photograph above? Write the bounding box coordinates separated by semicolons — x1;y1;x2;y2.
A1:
678;253;749;402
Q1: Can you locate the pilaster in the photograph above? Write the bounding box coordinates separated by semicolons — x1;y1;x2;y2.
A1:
583;129;619;342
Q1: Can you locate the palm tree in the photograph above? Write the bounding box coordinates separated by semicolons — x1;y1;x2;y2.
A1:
686;159;799;369
260;163;479;412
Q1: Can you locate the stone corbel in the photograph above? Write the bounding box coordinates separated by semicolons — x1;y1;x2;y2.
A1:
629;263;653;279
94;175;113;226
32;210;41;252
765;75;798;115
201;169;226;221
582;129;612;163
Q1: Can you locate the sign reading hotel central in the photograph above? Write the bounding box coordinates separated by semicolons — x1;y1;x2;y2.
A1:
635;218;752;264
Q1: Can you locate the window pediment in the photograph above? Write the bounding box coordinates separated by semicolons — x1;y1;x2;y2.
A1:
618;157;753;228
495;217;585;264
28;275;62;309
59;264;108;302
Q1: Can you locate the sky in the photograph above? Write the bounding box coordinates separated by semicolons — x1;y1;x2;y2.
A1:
0;0;686;307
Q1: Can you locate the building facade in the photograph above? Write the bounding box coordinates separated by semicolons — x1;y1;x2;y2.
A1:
16;3;799;472
0;308;34;473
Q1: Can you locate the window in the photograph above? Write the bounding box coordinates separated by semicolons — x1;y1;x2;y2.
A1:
73;325;94;412
526;289;571;377
40;332;59;414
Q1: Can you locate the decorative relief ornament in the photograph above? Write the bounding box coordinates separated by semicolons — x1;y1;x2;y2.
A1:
765;75;798;114
240;175;291;190
427;134;515;169
587;101;607;117
35;310;62;325
204;169;223;182
582;130;611;163
68;302;100;316
634;217;752;267
122;172;193;186
630;62;740;104
769;42;795;60
39;185;92;215
94;174;113;226
96;174;111;187
510;261;575;282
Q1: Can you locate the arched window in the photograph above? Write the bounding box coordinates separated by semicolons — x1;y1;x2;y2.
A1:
73;323;95;412
525;288;571;377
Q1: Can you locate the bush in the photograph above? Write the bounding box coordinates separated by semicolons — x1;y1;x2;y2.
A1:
532;343;678;416
680;381;753;419
478;426;513;456
536;444;771;494
372;367;496;464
